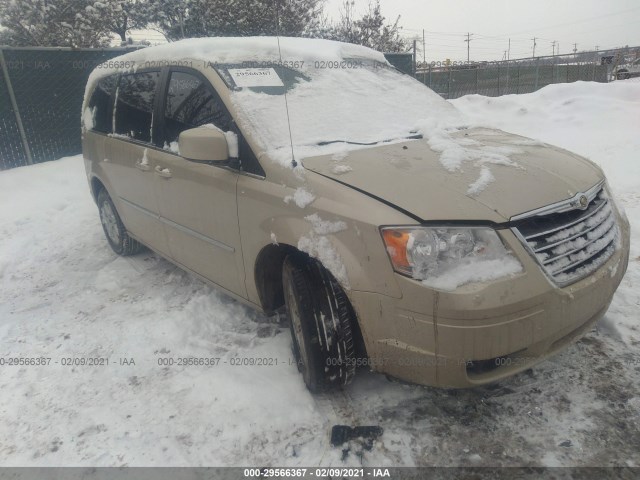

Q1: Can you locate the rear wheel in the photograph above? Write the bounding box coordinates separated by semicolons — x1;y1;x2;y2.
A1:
97;189;142;256
283;253;356;392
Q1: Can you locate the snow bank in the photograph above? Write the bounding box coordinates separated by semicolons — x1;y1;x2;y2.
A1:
452;81;640;194
0;156;324;466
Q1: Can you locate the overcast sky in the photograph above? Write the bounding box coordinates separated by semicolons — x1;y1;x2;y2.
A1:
131;0;640;61
323;0;640;60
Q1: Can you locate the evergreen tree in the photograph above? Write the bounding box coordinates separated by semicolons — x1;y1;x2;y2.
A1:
146;0;324;41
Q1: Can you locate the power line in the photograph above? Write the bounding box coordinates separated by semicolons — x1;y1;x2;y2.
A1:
402;6;640;52
495;5;640;36
402;28;467;35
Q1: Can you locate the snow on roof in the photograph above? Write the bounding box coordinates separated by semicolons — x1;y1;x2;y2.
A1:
84;37;389;103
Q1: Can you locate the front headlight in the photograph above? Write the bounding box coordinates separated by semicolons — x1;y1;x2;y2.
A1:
381;226;523;290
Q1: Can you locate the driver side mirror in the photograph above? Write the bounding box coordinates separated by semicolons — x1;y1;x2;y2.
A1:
178;127;229;163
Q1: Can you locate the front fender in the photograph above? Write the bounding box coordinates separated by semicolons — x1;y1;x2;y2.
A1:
237;168;413;306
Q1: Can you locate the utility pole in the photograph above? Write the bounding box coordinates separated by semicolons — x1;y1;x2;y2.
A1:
508;38;511;61
595;45;599;52
412;39;417;74
423;29;426;83
532;37;537;57
464;32;473;63
552;40;557;56
573;43;578;54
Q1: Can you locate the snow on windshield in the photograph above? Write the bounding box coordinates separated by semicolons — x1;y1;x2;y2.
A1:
223;61;462;165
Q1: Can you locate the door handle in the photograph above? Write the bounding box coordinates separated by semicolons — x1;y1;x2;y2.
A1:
154;165;172;178
135;161;150;171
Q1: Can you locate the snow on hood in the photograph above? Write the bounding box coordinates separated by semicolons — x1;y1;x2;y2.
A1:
302;128;604;222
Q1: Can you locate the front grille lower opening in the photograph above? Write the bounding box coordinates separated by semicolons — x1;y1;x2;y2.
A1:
465;349;529;378
466;357;505;376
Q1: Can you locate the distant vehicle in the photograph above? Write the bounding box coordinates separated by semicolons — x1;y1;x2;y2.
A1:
615;58;640;79
82;37;629;392
600;55;615;65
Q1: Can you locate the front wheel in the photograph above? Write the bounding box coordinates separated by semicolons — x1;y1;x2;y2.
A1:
97;189;142;256
283;253;356;392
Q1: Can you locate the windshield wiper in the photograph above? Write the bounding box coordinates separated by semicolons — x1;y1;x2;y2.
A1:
316;133;423;146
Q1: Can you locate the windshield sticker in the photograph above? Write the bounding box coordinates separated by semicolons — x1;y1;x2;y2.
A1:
228;68;284;87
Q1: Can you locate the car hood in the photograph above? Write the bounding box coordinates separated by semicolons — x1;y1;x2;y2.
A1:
302;128;604;223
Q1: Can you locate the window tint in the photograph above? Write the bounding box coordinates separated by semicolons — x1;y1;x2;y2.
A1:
163;71;232;145
114;71;160;143
88;75;117;133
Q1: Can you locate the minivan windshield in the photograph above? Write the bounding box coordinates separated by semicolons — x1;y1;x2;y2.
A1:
215;59;462;164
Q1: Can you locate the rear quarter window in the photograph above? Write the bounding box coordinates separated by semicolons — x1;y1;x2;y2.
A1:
88;75;117;133
114;71;160;143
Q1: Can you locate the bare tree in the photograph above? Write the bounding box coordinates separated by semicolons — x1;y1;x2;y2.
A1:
312;1;406;52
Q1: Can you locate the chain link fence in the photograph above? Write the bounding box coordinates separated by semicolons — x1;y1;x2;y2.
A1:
414;49;629;99
0;47;142;170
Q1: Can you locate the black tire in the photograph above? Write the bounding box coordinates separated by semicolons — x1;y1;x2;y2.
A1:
283;253;356;392
97;189;142;256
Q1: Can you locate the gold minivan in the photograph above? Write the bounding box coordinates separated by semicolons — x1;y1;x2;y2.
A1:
82;38;630;391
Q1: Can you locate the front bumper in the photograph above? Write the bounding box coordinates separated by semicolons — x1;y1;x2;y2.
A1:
348;212;630;388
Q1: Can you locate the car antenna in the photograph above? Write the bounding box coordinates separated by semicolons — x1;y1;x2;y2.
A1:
275;0;298;168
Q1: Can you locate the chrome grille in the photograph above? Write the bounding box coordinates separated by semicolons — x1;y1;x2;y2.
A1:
512;185;619;286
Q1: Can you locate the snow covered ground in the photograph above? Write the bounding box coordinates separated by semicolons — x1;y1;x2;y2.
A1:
1;80;639;467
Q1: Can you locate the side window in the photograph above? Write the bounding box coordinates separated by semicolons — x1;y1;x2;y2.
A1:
114;71;160;143
88;75;117;133
163;71;232;147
